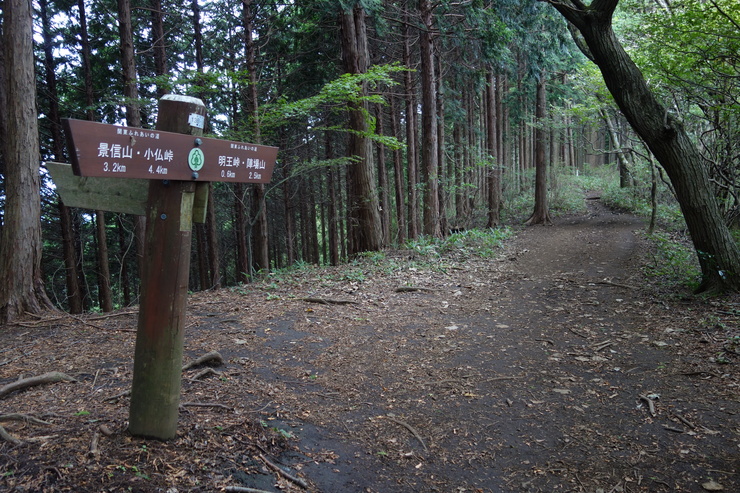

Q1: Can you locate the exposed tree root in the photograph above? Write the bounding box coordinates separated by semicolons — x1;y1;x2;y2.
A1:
0;371;77;399
0;413;51;425
182;350;224;371
0;413;52;445
0;424;21;445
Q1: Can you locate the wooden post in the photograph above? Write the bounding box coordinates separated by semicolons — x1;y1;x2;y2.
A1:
128;95;206;439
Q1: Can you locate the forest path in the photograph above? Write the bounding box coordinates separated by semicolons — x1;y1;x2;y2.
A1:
272;198;738;492
1;198;738;493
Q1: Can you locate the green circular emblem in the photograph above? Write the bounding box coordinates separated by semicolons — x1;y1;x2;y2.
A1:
188;148;205;171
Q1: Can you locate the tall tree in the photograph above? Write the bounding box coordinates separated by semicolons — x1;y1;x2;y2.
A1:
0;0;54;320
243;0;269;274
340;4;383;253
544;0;740;293
402;4;420;239
419;0;441;237
150;0;168;98
525;75;551;225
40;0;84;313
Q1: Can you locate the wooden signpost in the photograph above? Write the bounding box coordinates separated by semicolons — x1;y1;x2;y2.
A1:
48;95;277;440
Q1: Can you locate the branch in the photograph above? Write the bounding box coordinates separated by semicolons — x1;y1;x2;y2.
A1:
380;415;429;452
259;454;309;489
299;297;357;305
709;0;740;32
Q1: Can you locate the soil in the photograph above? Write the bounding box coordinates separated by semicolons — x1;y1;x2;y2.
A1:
1;198;739;493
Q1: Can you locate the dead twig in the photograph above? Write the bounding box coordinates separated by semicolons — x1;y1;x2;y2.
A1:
259;453;309;489
0;372;77;399
567;326;590;338
0;356;23;367
596;280;638;290
663;425;684;433
180;402;233;411
89;431;100;458
299;297;357;305
87;310;138;321
672;412;696;430
395;286;435;293
592;340;614;352
104;389;131;402
639;394;656;417
224;486;278;493
483;376;523;382
380;415;429;453
181;350;224;371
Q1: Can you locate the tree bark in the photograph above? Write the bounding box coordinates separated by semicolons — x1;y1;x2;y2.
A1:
326;134;340;265
546;0;740;293
243;0;269;273
526;76;552;226
117;0;147;289
419;0;441;237
0;14;6;176
389;95;407;244
598;106;632;187
376;104;391;244
0;0;54;321
340;5;382;254
78;0;95;121
402;6;420;239
486;71;502;228
95;212;113;312
41;0;84;313
234;184;248;282
150;0;168;99
206;184;221;288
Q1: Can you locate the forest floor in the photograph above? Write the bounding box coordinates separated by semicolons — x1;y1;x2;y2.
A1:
1;197;739;493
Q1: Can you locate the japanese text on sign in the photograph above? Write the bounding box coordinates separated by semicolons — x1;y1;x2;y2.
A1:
64;119;278;183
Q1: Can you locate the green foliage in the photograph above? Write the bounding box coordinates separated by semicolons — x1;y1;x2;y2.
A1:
643;231;701;291
618;0;740;214
405;227;513;259
261;63;408;150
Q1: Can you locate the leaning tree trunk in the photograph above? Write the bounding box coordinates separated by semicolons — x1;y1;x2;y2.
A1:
0;0;54;321
546;0;740;293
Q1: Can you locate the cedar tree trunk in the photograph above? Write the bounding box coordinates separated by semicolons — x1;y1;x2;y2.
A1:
0;0;54;321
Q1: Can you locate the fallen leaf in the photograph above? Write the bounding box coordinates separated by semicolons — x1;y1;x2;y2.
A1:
702;480;724;491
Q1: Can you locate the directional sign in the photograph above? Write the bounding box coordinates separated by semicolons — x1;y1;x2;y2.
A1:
63;119;278;183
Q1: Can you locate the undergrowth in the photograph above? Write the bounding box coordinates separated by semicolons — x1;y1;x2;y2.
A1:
404;227;514;260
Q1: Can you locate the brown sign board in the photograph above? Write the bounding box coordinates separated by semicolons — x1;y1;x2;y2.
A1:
63;119;278;184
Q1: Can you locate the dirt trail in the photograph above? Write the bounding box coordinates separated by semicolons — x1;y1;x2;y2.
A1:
1;199;738;492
